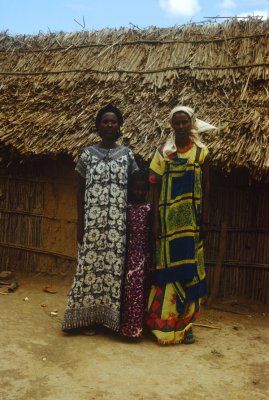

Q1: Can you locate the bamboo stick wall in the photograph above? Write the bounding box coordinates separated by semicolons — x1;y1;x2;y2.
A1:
0;158;77;275
205;168;269;303
0;159;268;303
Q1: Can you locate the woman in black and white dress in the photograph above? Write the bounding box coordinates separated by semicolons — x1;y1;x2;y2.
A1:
62;104;138;335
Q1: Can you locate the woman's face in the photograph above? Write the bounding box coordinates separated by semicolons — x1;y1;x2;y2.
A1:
171;112;192;139
98;112;120;142
130;181;148;203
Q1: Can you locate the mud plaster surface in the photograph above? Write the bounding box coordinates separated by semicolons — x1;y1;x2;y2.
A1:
0;273;268;400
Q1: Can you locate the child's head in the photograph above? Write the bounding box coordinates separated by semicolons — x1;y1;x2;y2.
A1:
129;170;149;203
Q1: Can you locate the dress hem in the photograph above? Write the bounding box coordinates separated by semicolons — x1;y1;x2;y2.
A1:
62;306;120;333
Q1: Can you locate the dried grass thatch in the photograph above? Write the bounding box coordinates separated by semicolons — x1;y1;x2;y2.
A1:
0;18;268;179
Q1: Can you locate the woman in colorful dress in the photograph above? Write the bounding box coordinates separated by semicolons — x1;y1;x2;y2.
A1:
146;105;216;345
120;170;152;339
62;104;138;335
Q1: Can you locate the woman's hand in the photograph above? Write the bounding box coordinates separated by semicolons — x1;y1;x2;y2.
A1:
77;222;84;245
76;172;86;246
199;222;208;241
152;216;161;242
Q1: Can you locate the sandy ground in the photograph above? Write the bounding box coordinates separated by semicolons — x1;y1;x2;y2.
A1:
0;273;269;400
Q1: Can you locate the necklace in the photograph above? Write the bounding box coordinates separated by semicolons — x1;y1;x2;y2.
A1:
177;138;193;153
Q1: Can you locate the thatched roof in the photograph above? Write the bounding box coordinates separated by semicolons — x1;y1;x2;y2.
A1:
0;19;268;179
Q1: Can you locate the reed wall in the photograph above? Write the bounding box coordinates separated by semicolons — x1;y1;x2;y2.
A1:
205;168;269;303
0;158;77;275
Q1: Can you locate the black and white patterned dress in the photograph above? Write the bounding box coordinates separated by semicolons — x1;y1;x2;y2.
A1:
62;144;138;332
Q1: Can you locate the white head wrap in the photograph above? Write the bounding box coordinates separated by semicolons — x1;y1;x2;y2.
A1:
163;105;216;160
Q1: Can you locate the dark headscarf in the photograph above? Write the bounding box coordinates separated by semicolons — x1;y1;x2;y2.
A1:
95;104;124;130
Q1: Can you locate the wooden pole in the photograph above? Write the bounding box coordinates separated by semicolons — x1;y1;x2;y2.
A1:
207;220;228;307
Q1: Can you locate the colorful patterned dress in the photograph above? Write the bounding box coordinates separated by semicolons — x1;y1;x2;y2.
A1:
120;203;152;338
146;143;208;344
62;144;138;333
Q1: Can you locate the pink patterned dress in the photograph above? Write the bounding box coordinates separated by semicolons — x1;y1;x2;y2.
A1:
120;203;152;338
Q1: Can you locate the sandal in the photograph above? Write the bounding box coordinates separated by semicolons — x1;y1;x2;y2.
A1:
62;327;96;336
83;328;96;336
183;328;195;344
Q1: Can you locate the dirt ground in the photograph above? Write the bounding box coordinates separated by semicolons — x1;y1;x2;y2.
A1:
0;273;268;400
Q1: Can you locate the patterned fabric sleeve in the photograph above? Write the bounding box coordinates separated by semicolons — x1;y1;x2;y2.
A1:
149;148;165;176
75;148;89;178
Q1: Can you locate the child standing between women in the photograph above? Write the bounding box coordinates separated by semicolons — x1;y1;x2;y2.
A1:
120;170;153;339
